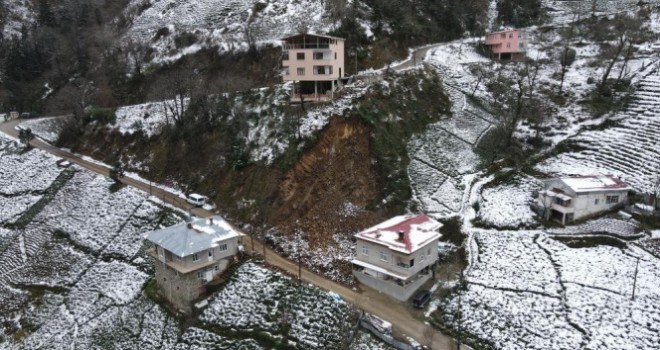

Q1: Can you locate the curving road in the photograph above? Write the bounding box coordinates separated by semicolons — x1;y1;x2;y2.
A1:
1;116;468;350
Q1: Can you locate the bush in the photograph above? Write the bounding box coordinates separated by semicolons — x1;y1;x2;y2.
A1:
85;107;116;125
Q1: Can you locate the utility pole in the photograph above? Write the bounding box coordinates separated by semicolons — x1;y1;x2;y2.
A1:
632;256;640;300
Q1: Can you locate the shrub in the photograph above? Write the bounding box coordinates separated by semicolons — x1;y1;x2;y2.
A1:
85;107;116;125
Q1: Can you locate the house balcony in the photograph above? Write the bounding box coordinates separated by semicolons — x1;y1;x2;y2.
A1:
147;248;217;274
352;259;433;301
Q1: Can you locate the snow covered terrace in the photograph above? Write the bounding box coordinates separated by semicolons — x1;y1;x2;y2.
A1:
354;214;442;254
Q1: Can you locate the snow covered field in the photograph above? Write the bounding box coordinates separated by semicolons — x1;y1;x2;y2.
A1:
201;262;355;348
475;174;542;229
124;0;336;64
0;135;387;348
408;43;495;217
537;72;660;194
437;230;660;349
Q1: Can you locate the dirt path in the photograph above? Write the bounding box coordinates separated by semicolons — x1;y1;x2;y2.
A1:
1;118;468;350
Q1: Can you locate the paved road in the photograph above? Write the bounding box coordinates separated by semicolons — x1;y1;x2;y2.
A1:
1;118;469;350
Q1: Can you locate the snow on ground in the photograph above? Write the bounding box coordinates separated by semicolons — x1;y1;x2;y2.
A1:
19;117;66;143
1;0;34;38
37;171;148;253
437;230;660;349
201;262;354;348
542;0;646;26
113;99;187;137
536;72;660;194
475;175;542;229
263;231;355;286
124;0;334;64
547;217;640;238
0;135;61;194
406;43;495;217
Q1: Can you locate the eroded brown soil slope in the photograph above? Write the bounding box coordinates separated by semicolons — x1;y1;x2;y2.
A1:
268;118;383;246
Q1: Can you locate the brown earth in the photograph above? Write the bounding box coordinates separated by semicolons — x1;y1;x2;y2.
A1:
269;118;383;246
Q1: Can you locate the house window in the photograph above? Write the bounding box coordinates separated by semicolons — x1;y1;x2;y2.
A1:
282;52;289;60
509;33;513;38
380;251;389;262
420;253;426;262
313;66;332;75
197;271;203;279
218;244;228;251
313;52;324;60
334;52;337;59
158;247;164;258
297;68;305;76
595;198;599;205
208;250;213;258
606;195;619;204
362;246;369;256
214;265;219;272
506;43;511;48
192;253;199;262
500;33;506;39
296;52;305;60
282;66;289;76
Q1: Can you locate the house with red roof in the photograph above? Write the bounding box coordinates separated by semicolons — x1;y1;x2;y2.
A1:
351;214;442;301
536;175;631;225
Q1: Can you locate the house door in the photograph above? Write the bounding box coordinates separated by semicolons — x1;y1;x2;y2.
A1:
205;270;213;282
339;68;342;78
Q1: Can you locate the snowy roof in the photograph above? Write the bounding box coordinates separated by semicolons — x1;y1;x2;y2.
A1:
145;216;241;257
355;215;442;254
553;175;631;194
487;28;524;35
281;33;345;41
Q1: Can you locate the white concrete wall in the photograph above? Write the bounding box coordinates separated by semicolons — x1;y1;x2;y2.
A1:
355;238;438;278
353;269;432;301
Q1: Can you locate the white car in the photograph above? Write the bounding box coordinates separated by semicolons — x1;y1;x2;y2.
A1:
186;193;209;207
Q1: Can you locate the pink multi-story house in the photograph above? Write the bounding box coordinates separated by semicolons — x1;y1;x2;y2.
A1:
281;33;345;101
484;29;528;60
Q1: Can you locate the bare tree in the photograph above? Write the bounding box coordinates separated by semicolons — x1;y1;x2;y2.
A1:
598;14;643;92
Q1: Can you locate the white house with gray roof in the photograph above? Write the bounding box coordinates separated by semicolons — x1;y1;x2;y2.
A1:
145;216;242;314
537;175;631;225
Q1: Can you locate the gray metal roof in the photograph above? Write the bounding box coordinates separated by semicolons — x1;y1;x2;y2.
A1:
145;216;241;257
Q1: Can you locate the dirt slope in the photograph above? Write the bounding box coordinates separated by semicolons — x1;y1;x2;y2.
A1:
269;118;383;246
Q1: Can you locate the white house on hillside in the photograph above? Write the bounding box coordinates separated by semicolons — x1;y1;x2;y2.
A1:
352;215;442;301
537;175;631;225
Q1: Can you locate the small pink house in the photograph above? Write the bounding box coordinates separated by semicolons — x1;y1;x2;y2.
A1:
484;29;528;61
281;33;345;102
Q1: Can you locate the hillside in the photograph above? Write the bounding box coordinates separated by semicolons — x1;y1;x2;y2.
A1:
3;0;660;349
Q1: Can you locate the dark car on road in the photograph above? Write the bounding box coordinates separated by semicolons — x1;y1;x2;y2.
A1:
412;289;431;309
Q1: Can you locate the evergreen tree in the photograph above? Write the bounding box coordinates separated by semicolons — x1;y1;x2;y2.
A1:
37;0;57;27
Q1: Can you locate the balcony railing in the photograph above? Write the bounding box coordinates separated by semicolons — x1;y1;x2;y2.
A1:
283;43;330;50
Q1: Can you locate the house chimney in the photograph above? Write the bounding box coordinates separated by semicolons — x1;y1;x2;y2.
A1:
187;222;193;229
397;230;405;242
209;218;214;225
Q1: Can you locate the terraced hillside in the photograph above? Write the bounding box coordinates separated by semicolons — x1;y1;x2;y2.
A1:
542;0;645;25
537;69;660;193
407;43;495;217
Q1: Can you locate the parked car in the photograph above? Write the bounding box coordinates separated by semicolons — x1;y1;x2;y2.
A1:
412;290;431;309
186;193;209;207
